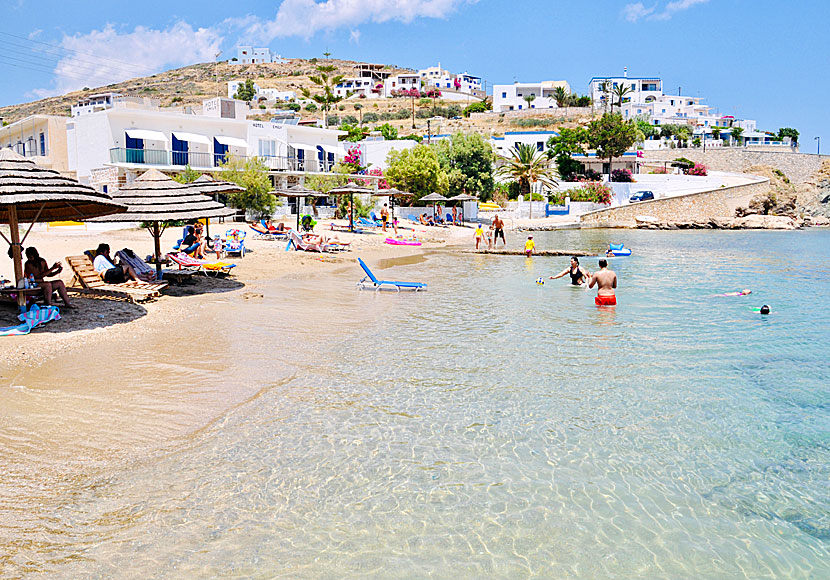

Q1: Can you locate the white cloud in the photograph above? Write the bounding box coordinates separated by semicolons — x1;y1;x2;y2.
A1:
349;29;361;44
242;0;474;41
623;0;709;22
27;29;42;40
31;22;222;98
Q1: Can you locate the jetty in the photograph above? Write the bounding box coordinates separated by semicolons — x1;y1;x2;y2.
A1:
456;250;596;257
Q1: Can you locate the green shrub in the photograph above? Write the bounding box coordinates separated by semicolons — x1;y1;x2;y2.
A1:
363;112;379;123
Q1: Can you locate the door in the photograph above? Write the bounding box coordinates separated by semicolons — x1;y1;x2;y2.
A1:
125;133;144;164
172;134;189;166
214;138;229;167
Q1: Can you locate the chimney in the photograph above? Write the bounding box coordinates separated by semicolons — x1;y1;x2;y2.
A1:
623;67;628;78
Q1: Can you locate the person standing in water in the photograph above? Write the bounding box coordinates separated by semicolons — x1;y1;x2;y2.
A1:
492;215;505;248
524;235;535;256
589;259;617;306
550;256;591;285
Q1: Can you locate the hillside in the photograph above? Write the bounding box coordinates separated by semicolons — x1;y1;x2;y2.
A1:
0;57;592;139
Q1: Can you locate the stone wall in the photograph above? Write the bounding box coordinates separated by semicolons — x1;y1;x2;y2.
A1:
580;177;770;227
639;148;829;184
470;107;593;122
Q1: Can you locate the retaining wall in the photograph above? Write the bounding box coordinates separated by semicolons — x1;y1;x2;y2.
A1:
580;177;770;227
639;148;829;184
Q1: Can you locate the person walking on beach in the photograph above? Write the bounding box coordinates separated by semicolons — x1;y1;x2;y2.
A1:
380;203;390;232
474;223;484;250
550;256;591;286
588;259;617;306
493;215;505;247
486;224;494;250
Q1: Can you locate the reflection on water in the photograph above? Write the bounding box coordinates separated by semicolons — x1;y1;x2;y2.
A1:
1;230;829;578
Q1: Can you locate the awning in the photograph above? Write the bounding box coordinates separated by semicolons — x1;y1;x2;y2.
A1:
214;135;249;148
289;142;320;153
125;129;167;142
319;143;348;156
172;131;210;145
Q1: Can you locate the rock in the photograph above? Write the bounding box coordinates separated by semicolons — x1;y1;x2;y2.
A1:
634;215;660;225
735;215;797;230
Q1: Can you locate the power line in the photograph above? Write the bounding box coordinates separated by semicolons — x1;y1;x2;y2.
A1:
0;55;107;84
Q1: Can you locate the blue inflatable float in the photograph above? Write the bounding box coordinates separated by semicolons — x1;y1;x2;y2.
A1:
607;243;632;257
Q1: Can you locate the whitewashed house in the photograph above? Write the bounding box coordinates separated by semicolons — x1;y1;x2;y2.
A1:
589;75;663;109
491;131;558;156
235;46;283;64
0;115;71;175
226;81;295;103
492;81;571;112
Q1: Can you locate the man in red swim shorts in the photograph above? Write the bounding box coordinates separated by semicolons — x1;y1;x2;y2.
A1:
589;259;617;306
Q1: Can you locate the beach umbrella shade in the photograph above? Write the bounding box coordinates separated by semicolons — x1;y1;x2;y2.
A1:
328;182;373;232
372;187;412;213
448;193;478;223
420;192;449;220
0;149;126;308
273;183;322;231
89;168;236;278
185;174;244;237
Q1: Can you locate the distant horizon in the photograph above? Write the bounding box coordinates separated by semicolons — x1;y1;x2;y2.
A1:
1;0;827;150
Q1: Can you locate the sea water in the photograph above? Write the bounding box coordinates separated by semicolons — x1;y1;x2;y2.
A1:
0;229;828;578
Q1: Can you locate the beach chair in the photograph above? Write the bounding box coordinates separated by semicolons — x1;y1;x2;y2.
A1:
358;217;380;228
65;255;166;303
250;221;288;241
285;230;325;253
116;249;159;282
167;252;236;276
223;229;246;257
356;258;427;292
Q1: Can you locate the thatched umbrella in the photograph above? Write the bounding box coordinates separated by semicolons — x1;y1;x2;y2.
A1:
90;169;235;278
0;149;126;307
420;192;449;221
328;182;373;232
274;183;322;231
184;174;244;237
447;193;478;223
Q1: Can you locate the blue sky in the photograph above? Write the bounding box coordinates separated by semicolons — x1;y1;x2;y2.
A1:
1;0;827;150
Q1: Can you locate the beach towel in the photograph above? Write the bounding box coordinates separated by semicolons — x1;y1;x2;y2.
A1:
0;304;61;336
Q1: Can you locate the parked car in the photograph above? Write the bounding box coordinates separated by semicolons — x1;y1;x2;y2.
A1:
628;191;655;203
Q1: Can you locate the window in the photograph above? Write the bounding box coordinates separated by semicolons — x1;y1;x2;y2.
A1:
536;141;544;151
518;105;522;110
501;92;506;98
39;132;45;156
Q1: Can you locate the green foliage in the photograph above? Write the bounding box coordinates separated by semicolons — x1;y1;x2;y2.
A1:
258;104;267;110
233;79;256;102
611;84;632;109
304;172;349;194
552;181;612;205
547;127;588;181
692;137;701;147
672;157;695;170
711;127;722;140
777;127;799;144
326;115;339;126
434;132;496;199
339;123;368;142
284;103;301;112
635;118;658;140
586;113;638;176
336;193;372;219
172;165;203;184
418;98;432;107
301;65;347;125
553;86;568;108
378;123;398;141
496;143;557;199
341;115;358;125
363;112;379;123
305;103;318;112
338;104;346;111
463;101;489;117
218;155;275;217
385;145;449;202
730;126;744;145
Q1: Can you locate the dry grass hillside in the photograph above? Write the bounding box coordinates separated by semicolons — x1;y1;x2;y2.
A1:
0;57;593;139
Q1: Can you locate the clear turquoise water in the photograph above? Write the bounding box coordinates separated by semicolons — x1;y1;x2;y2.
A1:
2;229;828;578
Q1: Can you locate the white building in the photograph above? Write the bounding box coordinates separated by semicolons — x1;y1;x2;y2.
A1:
492;81;571;112
589;75;663;109
353;137;418;170
383;73;421;97
490;131;559;156
419;64;483;96
334;77;376;99
0;115;70;174
227;81;296;103
66;95;346;190
235;46;283;64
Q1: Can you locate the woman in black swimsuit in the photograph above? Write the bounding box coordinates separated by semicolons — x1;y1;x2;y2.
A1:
550;256;591;285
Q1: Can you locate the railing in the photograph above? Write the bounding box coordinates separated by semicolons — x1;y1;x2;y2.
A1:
109;148;340;173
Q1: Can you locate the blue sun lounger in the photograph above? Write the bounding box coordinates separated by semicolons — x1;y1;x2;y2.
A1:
357;258;427;292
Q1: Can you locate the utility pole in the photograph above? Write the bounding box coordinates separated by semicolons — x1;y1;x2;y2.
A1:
427;119;431;145
816;136;821;156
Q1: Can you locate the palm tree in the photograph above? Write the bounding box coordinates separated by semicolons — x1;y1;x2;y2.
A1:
301;65;346;127
730;126;744;147
553;86;568;108
523;93;536;110
711;126;721;141
497;143;557;219
611;84;632;112
674;125;692;148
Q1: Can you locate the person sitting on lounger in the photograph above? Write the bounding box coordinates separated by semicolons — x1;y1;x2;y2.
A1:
23;246;74;308
180;227;205;259
93;243;142;284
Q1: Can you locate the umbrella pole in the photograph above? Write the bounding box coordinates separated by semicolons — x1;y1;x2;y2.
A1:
153;221;163;280
8;206;25;311
296;201;300;232
349;194;354;232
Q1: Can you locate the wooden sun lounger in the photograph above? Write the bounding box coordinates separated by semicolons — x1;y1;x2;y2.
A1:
65;255;167;302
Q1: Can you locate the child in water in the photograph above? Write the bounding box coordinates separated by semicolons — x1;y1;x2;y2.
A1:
524;235;535;257
474;224;484;250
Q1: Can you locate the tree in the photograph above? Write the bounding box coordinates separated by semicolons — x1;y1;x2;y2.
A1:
219;155;275;217
730;126;744;146
172;165;203;184
674;125;692;148
546;127;588;181
463;100;489;117
378;123;398;141
339;123;368;142
496;143;557;218
523;94;536;110
553;86;568;108
434;132;496;200
354;103;363;125
301;65;347;127
611;84;632;111
385;145;449;203
777;127;799;145
711;127;722;141
635;118;658;141
587;113;638;179
234;79;256;102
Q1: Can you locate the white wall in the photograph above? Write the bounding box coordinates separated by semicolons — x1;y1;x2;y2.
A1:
358;139;417;170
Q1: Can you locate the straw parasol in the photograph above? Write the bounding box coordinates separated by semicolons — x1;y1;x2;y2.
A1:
328;181;373;232
447;193;478;223
0;149;126;307
420;192;449;220
184;174;244;237
273;183;322;231
90;169;236;278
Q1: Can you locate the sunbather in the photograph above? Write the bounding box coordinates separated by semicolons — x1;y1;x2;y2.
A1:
93;243;142;284
180;227;206;259
23;246;74;308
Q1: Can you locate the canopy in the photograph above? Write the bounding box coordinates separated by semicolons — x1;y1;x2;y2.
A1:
125;129;167;142
420;193;448;202
0;148;126;304
172;131;210;145
372;188;412;198
318;144;348;156
329;182;374;232
214;135;249;148
448;193;478;201
273;183;322;231
89;168;236;277
289;142;319;153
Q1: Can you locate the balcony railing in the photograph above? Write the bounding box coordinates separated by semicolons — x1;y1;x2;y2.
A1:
110;148;339;173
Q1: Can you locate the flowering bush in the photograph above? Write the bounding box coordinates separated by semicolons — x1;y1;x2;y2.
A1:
687;163;708;176
610;168;634;182
553;181;613;205
352;167;388;189
424;89;442;98
648;167;669;174
342;145;363;171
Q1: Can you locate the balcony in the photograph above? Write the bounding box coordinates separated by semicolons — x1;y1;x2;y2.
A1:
110;148;339;174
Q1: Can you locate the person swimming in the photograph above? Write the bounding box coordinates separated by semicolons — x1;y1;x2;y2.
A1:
720;289;752;296
550;256;591;285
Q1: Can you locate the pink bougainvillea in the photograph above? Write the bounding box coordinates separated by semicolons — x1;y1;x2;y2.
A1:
687;163;708;176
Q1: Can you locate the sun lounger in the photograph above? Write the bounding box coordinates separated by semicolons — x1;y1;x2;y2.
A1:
116;248;159;282
285;230;327;253
224;229;246;257
167;252;236;276
250;222;288;240
65;255;166;302
356;258;427;292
